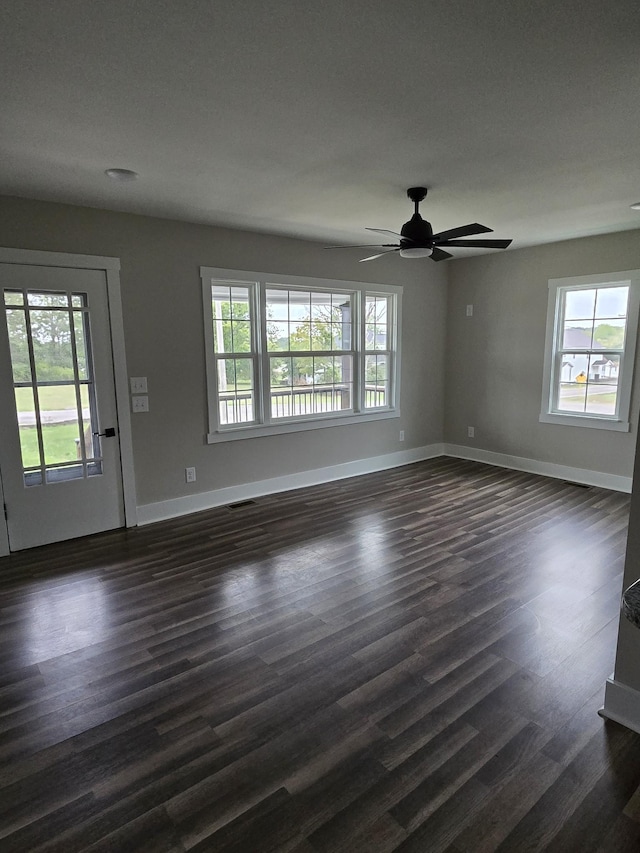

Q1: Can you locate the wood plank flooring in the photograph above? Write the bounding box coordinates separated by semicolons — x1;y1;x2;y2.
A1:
1;457;639;851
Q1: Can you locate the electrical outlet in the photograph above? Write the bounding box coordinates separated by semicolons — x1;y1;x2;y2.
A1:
130;376;148;394
399;430;405;441
132;395;149;413
466;304;473;317
468;426;475;438
185;467;196;483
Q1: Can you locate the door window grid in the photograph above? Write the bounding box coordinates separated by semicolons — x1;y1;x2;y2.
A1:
3;288;103;486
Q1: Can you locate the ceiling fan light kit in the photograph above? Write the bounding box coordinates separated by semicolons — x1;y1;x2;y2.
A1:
326;187;513;262
399;247;433;258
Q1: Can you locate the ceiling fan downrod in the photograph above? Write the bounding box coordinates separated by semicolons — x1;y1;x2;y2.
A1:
406;186;428;213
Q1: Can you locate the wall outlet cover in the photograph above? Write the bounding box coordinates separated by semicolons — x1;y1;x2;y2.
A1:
132;395;149;412
130;376;148;393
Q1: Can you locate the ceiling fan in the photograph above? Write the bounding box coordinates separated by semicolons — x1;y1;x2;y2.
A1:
326;187;513;262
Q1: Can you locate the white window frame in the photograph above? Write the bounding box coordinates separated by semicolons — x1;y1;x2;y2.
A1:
540;270;640;432
201;267;402;443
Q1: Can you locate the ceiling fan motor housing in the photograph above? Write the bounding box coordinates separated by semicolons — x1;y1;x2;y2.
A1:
401;212;433;246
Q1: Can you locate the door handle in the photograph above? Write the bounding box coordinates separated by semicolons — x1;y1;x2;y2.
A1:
93;427;117;438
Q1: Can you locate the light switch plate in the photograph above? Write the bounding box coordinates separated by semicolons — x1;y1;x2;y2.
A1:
132;395;149;413
130;376;148;394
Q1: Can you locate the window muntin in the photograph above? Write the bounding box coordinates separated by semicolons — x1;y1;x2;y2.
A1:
202;269;401;441
265;288;354;420
211;282;257;426
541;271;640;431
365;294;391;409
553;284;628;418
3;288;103;486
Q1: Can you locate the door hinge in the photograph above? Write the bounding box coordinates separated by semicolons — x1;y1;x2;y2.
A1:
3;503;7;521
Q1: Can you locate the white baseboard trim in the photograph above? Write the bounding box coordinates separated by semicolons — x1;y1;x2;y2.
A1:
599;677;640;735
137;443;446;525
444;444;632;494
137;442;630;526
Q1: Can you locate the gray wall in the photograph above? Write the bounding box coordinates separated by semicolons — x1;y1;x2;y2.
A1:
445;230;640;477
0;195;447;508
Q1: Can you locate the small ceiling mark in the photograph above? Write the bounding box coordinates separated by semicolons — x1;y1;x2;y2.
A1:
105;168;138;182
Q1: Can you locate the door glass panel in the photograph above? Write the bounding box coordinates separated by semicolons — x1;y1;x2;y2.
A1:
3;287;103;486
14;386;40;470
27;291;69;307
79;385;98;461
31;309;75;381
40;384;81;465
5;309;32;382
74;312;89;380
4;289;24;306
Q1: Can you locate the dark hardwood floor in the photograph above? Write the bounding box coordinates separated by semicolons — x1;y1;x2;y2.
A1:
1;457;639;852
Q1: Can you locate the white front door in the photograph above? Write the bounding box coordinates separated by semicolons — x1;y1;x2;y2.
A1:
0;263;125;551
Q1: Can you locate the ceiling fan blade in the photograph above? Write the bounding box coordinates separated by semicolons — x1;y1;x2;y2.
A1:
430;247;453;262
432;223;493;241
324;243;399;249
438;238;513;249
360;249;401;262
366;227;413;242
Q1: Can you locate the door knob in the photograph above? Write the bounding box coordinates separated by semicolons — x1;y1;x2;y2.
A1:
93;427;117;438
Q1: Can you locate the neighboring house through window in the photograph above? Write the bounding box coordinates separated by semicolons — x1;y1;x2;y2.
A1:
201;267;401;442
540;270;640;431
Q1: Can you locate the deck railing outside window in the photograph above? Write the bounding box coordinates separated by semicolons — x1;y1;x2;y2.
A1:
219;384;386;424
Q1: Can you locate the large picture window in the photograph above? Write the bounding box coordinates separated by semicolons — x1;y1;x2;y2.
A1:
540;270;640;431
201;268;401;441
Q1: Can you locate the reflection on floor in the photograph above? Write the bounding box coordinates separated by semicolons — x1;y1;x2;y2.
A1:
0;457;639;852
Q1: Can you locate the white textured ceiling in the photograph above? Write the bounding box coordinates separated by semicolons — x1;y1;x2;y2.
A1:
1;0;640;256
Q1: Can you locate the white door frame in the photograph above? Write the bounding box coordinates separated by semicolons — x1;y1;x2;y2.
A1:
0;246;138;557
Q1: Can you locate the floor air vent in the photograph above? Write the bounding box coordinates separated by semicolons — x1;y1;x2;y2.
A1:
563;481;591;488
227;499;257;509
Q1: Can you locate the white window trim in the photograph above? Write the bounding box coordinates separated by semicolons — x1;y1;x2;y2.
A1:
540;269;640;432
201;267;402;443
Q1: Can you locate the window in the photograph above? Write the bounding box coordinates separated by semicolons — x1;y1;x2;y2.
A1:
540;270;640;431
201;268;401;441
3;287;103;485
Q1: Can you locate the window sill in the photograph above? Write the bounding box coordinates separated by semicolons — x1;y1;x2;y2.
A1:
539;412;630;432
207;408;400;443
